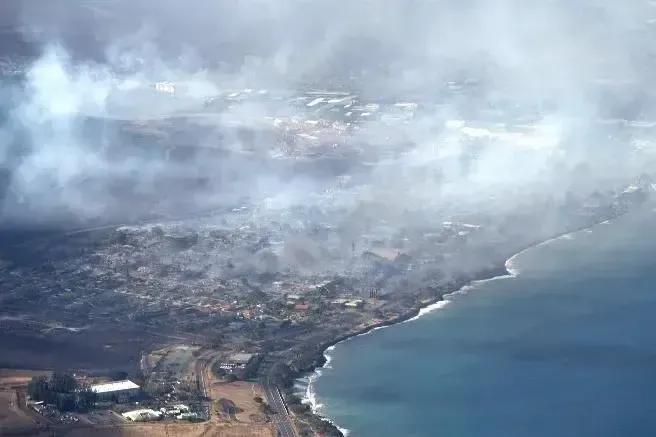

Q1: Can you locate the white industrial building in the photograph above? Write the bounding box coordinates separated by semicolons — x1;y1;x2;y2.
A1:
122;408;161;422
91;380;140;403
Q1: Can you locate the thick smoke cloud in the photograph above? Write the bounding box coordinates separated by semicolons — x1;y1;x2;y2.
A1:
1;0;655;231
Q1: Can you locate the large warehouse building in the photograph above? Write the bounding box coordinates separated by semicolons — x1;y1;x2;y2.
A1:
90;380;140;403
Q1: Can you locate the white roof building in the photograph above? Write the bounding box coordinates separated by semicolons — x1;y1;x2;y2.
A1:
345;299;364;308
229;353;254;364
122;409;161;422
91;380;140;394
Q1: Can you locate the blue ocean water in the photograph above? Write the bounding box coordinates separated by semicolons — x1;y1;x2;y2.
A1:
311;209;656;437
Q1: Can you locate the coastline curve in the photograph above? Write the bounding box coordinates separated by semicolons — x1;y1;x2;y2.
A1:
298;217;614;436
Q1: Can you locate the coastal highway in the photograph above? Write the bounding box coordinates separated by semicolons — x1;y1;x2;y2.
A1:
264;384;296;437
194;350;217;421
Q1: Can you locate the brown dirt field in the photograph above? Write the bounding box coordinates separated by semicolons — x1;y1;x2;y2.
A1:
206;373;269;425
0;369;52;435
0;368;51;389
59;422;275;437
0;389;46;435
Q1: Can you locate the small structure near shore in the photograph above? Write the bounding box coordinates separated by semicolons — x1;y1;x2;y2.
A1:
331;298;364;309
216;353;260;379
224;353;254;369
344;299;364;309
122;408;162;422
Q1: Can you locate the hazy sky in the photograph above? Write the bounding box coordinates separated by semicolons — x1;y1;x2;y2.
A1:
0;0;655;228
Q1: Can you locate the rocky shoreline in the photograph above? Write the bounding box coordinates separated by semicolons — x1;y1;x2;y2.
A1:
286;213;632;436
284;262;513;436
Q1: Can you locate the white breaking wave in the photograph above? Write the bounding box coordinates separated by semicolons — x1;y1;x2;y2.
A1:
405;300;450;322
302;344;351;436
505;253;522;277
323;346;334;369
303;371;324;411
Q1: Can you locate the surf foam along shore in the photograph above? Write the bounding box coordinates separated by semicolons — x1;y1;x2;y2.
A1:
298;246;536;435
406;215;623;322
298;346;351;436
298;218;616;436
297;258;520;435
405;251;523;323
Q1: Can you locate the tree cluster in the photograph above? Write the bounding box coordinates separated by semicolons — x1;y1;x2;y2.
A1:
27;372;97;412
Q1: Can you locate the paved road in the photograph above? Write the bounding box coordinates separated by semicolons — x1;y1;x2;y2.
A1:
264;384;296;437
194;350;217;421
